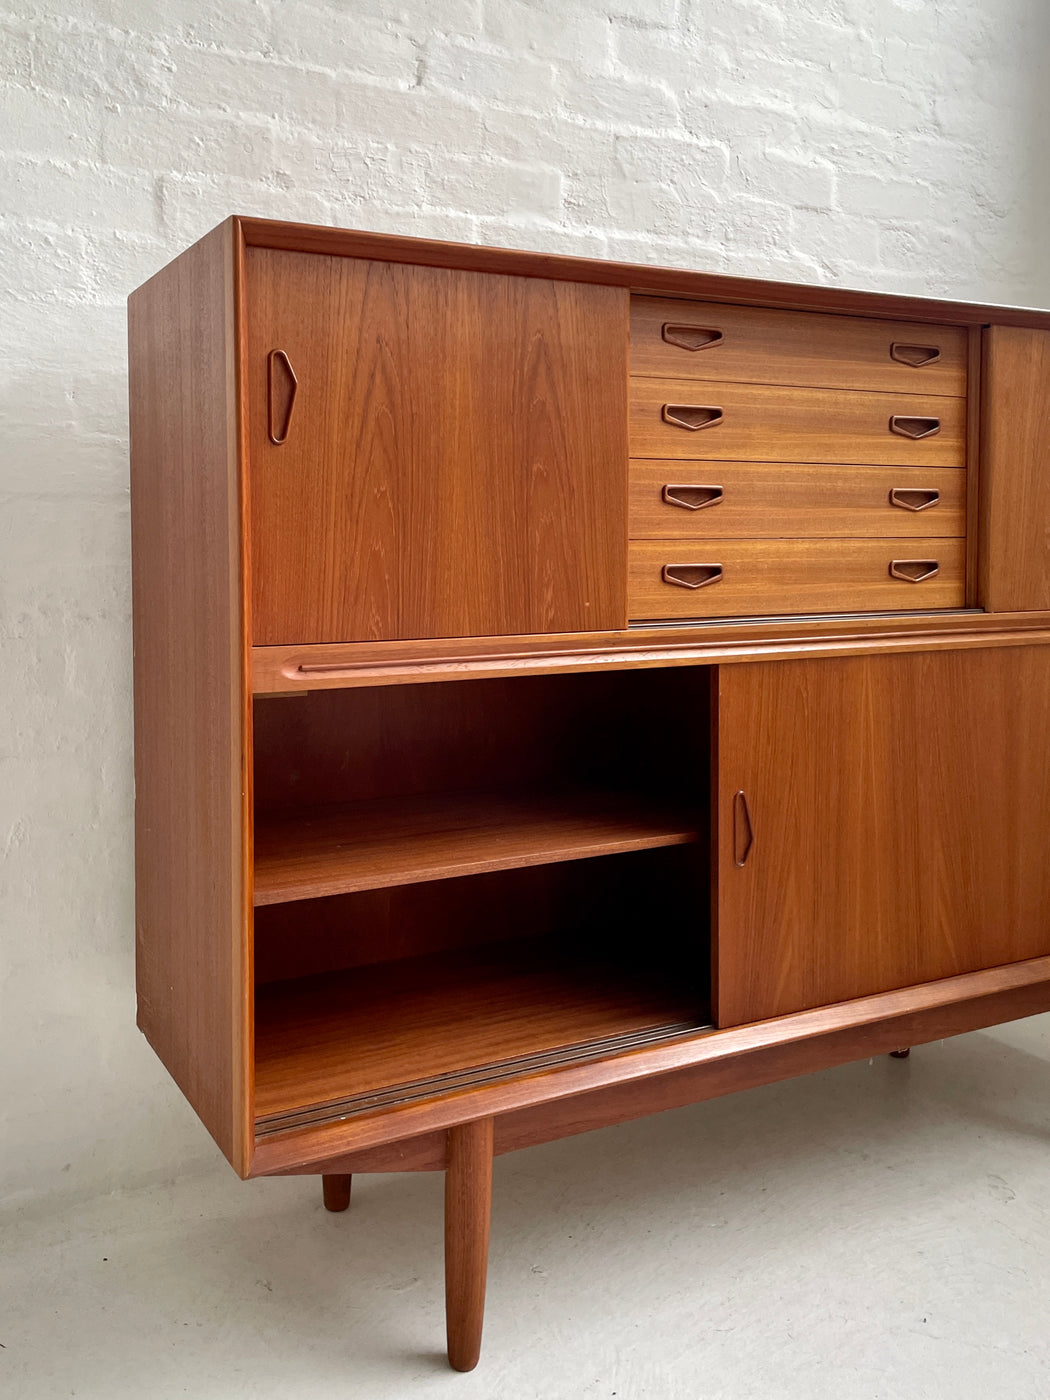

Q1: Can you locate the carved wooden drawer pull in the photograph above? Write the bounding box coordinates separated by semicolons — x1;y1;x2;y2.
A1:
661;323;724;351
733;790;754;868
662;484;724;510
267;349;298;445
890;342;941;367
662;403;724;431
890;415;941;440
662;563;723;589
890;559;940;583
890;487;941;512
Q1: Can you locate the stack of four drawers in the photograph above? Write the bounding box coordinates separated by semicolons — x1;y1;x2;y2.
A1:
627;297;968;621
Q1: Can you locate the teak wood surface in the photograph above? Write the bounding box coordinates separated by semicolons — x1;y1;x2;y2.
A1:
128;222;253;1172
628;462;967;539
250;611;1050;692
251;953;1050;1176
980;325;1050;611
245;249;628;644
254;939;702;1125
236;215;1050;330
628;537;966;619
445;1119;494;1372
630;379;966;465
715;647;1050;1024
253;790;700;904
630;296;968;396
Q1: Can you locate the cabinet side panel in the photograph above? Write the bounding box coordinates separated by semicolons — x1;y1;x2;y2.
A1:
246;251;629;643
980;325;1050;611
129;222;251;1172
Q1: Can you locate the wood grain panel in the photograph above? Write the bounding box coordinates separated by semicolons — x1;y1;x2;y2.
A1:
629;538;965;619
629;462;966;538
631;297;967;395
630;379;965;465
128;219;253;1174
715;648;1050;1025
980;325;1050;611
245;250;628;644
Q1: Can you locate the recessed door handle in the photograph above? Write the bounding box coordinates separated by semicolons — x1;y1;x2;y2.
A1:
662;563;723;589
890;487;940;512
661;323;725;351
733;790;753;868
662;403;724;431
662;484;724;510
890;559;940;583
889;415;940;440
890;343;942;367
267;349;298;445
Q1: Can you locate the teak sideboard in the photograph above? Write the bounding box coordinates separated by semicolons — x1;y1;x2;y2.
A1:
128;217;1050;1371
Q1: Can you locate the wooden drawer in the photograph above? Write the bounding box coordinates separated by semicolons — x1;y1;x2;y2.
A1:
629;379;965;466
629;462;966;539
628;538;966;619
631;297;968;396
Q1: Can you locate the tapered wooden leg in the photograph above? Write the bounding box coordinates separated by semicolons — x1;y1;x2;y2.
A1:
322;1174;352;1212
444;1118;494;1373
890;1048;911;1059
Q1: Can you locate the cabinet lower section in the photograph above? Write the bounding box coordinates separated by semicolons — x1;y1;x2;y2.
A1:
246;645;1050;1150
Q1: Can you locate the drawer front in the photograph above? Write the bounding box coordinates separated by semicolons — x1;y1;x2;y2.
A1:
628;538;966;619
629;462;966;539
630;379;966;466
631;297;968;396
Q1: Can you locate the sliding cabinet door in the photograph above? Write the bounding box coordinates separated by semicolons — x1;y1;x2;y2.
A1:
715;648;1050;1026
245;249;629;645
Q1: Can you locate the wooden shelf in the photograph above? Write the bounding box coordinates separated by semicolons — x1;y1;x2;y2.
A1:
254;938;709;1133
253;789;702;906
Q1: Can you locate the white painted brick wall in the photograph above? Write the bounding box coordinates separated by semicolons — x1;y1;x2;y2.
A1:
2;0;1049;1212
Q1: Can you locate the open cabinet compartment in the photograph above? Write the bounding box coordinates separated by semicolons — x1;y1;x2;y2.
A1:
251;669;714;1136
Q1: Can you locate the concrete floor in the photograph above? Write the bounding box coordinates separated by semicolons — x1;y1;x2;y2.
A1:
4;1017;1049;1400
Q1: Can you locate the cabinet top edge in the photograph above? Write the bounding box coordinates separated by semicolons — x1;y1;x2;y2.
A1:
133;213;1050;330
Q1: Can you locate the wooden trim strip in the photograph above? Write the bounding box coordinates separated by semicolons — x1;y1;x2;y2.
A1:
965;324;983;607
234;217;1050;330
253;614;1050;692
249;953;1050;1176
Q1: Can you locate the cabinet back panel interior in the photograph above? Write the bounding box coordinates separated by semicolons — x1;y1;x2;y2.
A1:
253;669;710;811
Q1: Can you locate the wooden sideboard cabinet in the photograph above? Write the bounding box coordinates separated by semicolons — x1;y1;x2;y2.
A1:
129;217;1050;1371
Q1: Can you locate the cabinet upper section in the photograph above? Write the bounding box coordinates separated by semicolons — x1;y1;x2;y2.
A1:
128;217;1050;658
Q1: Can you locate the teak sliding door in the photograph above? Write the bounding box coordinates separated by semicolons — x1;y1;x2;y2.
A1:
245;249;629;645
980;326;1050;611
715;648;1050;1026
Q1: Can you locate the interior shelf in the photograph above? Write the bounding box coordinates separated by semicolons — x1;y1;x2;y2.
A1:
254;935;711;1134
253;788;702;905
